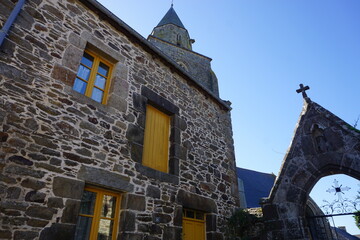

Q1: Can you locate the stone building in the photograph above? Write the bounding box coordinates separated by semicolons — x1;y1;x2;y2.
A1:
0;1;239;240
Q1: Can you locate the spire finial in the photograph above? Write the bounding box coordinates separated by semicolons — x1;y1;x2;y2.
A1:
171;0;174;7
296;83;310;98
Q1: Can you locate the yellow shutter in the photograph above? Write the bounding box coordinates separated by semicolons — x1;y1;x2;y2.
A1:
183;219;205;240
142;105;170;173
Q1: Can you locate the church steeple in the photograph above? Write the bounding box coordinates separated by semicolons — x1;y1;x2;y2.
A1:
156;5;185;29
148;5;220;97
150;5;194;50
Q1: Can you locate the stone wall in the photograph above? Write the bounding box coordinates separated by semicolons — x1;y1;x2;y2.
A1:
151;24;192;50
0;0;239;239
148;36;220;96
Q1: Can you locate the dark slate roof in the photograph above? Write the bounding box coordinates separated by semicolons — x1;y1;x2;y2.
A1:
332;227;359;240
156;6;185;29
237;168;276;208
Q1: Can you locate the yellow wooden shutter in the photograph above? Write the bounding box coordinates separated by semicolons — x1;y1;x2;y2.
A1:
183;219;205;240
142;105;170;173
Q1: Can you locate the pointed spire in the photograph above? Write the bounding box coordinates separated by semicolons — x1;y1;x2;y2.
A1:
156;5;185;29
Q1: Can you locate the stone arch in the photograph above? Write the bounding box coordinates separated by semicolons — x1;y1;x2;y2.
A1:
261;99;360;239
306;197;333;239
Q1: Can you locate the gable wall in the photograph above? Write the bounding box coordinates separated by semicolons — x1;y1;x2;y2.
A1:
261;100;360;239
148;36;219;96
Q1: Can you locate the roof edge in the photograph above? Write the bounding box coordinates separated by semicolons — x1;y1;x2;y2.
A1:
79;0;230;111
148;35;212;61
155;22;187;30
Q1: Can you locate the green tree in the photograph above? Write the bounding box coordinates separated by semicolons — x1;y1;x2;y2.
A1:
354;211;360;229
225;209;261;240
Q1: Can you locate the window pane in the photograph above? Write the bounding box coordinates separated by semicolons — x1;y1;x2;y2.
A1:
196;212;204;220
97;219;113;240
77;65;91;80
94;74;106;89
74;216;92;240
79;190;97;215
101;195;116;218
73;78;87;94
186;210;195;219
81;52;94;68
91;88;104;103
98;62;109;77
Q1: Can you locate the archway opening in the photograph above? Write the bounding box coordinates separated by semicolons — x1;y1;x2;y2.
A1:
308;174;360;238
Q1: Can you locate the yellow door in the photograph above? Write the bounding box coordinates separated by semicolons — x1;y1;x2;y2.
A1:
183;209;206;240
183;219;205;240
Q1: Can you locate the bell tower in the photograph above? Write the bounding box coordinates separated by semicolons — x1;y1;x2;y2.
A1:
150;5;194;50
148;5;220;97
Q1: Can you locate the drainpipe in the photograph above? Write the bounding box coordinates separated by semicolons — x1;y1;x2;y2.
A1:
0;0;26;47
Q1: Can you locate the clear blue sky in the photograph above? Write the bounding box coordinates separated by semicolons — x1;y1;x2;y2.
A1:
97;0;360;234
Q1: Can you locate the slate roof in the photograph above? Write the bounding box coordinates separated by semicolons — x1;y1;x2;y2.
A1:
332;227;360;240
236;167;276;208
156;6;185;29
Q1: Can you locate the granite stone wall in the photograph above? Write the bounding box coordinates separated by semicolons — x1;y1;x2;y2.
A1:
150;25;192;50
148;36;220;97
0;0;239;239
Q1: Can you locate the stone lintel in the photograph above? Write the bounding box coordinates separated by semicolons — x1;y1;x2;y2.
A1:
141;86;179;115
52;177;84;200
78;165;134;192
176;189;217;213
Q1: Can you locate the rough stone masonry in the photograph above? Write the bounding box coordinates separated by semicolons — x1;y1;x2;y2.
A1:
0;0;239;239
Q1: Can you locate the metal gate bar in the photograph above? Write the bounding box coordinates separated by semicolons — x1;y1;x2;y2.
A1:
307;212;358;240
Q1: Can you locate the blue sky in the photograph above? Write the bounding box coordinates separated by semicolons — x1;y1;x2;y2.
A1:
97;0;360;234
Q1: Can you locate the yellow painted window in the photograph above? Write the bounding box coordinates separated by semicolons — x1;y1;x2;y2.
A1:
142;105;171;173
74;187;121;240
73;50;113;104
183;209;206;240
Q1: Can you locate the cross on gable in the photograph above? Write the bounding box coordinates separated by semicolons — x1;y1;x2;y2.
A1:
296;84;310;98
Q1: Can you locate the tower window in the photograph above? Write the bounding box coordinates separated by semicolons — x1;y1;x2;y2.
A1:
177;34;182;46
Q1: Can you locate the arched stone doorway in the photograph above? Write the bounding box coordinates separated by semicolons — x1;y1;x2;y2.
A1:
307;174;360;239
261;98;360;239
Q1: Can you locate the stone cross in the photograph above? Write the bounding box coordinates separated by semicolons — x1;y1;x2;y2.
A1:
296;84;310;98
